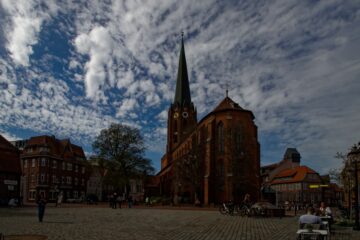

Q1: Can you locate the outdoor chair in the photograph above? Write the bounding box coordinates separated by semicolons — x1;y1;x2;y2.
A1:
297;232;322;240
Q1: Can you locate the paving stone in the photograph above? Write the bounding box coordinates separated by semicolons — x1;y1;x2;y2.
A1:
0;207;359;240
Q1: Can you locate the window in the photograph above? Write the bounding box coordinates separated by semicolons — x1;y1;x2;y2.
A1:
39;147;49;153
52;175;57;183
81;179;85;186
75;165;78;172
67;176;72;184
49;190;56;200
136;183;142;193
81;167;85;174
75;178;78;185
217;122;224;154
53;160;57;168
32;159;36;167
40;174;45;183
234;127;243;152
67;163;72;171
61;176;65;184
41;158;46;166
29;190;36;200
74;191;78;198
62;162;65;170
31;174;35;183
218;161;224;177
24;160;27;168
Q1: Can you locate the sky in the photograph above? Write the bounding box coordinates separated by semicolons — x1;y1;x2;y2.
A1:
0;0;360;174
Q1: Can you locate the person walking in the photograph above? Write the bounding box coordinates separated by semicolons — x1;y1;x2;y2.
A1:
112;192;118;209
117;195;122;209
36;194;47;222
128;195;133;208
56;192;63;207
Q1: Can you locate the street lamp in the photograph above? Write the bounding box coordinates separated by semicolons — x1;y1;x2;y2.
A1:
348;144;360;231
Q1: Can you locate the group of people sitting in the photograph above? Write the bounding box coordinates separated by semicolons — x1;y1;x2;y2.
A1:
299;202;333;231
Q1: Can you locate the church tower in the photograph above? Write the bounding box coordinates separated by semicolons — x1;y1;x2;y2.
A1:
167;34;197;154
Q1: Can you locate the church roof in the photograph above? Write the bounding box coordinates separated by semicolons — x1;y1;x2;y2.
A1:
174;35;191;106
198;95;255;126
213;96;243;112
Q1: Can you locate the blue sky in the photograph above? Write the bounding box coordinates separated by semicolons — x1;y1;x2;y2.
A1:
1;0;360;174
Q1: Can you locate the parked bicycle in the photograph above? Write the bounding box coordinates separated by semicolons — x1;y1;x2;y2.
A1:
219;202;240;216
240;204;252;217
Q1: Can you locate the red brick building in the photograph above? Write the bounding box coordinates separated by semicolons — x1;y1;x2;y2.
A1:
21;135;87;202
0;135;21;205
157;37;260;205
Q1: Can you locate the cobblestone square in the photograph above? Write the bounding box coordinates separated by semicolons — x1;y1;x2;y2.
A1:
0;206;358;240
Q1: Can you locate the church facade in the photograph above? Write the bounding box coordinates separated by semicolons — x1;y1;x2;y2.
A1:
157;37;260;205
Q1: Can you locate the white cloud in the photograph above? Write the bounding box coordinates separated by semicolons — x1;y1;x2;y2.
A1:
0;131;20;141
2;0;58;66
116;98;138;118
157;110;168;122
74;26;115;100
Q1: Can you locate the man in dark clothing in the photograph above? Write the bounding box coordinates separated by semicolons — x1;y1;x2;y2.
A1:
112;192;118;209
36;195;47;222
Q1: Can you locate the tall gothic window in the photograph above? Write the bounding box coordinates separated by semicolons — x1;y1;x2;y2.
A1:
217;122;224;154
174;120;178;143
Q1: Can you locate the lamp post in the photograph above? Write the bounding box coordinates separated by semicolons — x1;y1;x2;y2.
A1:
348;144;360;231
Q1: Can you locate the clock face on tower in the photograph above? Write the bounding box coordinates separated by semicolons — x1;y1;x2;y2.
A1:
182;112;188;118
173;112;179;119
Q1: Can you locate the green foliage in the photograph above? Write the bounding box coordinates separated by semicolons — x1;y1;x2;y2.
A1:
173;147;203;202
92;123;154;190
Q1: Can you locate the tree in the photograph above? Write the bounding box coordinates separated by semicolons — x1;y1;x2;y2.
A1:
328;152;347;185
335;143;360;220
92;123;154;195
173;146;203;204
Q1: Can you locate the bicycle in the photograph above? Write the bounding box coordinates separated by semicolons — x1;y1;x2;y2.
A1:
219;202;240;216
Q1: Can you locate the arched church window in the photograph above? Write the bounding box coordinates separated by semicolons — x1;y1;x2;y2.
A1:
174;120;178;132
217;122;224;154
217;160;225;192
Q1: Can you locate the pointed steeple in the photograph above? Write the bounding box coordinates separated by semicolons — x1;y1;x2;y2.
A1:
174;32;191;106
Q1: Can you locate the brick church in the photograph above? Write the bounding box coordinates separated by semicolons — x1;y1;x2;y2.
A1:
157;36;260;205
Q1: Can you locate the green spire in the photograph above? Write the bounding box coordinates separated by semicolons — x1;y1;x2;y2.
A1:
174;32;191;106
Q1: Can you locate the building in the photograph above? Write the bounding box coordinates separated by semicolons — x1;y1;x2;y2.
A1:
157;36;260;205
261;148;343;206
86;165;104;201
261;148;301;186
129;179;144;202
270;166;323;205
21;135;88;202
11;140;28;151
0;135;21;205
